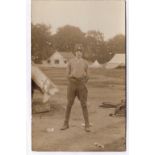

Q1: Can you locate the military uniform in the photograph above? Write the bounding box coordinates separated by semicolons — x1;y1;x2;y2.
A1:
61;57;90;132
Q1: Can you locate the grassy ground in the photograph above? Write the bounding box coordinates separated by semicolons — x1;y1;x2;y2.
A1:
32;67;126;151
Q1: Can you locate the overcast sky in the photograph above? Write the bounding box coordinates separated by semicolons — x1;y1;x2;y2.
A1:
32;0;125;40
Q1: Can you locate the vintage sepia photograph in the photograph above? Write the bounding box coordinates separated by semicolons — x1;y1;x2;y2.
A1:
31;0;126;152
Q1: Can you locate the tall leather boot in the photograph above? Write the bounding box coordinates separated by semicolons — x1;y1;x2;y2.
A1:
82;104;90;132
60;104;72;130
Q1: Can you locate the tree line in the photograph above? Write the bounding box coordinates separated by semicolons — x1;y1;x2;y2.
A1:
32;23;125;63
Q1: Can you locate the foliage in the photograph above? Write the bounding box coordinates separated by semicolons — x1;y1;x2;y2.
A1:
52;25;85;51
31;23;54;63
31;23;125;63
107;34;125;54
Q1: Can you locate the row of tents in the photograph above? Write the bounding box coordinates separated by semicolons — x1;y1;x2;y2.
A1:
89;53;125;69
41;51;125;69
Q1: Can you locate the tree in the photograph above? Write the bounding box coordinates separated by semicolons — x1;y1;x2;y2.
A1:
85;30;104;43
52;25;85;51
84;30;108;63
107;34;125;55
31;23;54;63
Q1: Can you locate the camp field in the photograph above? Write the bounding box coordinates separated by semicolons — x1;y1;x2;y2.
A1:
32;66;126;151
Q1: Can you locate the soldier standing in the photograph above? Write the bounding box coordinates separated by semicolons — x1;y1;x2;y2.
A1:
60;44;91;132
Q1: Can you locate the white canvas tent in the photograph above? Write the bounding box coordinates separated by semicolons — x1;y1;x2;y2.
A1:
105;54;125;69
32;64;58;103
46;51;74;68
90;60;102;68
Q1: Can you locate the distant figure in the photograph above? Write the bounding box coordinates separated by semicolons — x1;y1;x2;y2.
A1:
60;44;91;132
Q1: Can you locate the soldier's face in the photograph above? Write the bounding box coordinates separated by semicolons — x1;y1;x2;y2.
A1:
76;50;82;58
